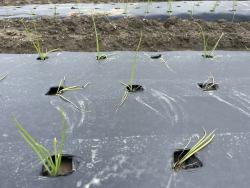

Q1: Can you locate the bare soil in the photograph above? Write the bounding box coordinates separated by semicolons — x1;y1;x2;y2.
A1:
2;0;165;6
0;16;249;53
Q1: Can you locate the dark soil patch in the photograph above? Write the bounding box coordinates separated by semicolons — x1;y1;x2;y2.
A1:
0;16;249;53
2;0;166;6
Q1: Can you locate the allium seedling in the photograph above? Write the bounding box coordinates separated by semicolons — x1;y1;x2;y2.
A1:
54;77;89;111
210;0;218;12
196;22;224;58
123;0;129;14
13;109;66;177
127;31;143;91
145;0;152;14
232;0;237;12
91;14;107;60
46;77;89;111
21;19;60;61
198;73;219;91
167;0;173;15
172;129;216;171
116;32;143;111
187;0;195;18
53;5;59;18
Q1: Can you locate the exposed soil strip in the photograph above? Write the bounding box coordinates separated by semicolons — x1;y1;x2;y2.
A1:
0;16;249;53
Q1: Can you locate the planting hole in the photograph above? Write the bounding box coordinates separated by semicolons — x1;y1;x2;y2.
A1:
96;55;107;60
46;86;64;95
41;155;79;177
197;82;219;91
173;149;203;170
151;54;162;59
126;85;144;92
37;56;48;61
202;54;213;58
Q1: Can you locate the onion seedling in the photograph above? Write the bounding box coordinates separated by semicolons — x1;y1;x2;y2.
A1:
123;0;129;14
198;73;219;91
232;0;237;12
91;14;107;60
172;129;216;171
127;31;143;91
187;0;195;18
145;0;151;14
195;1;201;7
196;22;224;58
116;32;143;111
167;0;173;15
13;109;66;177
76;0;83;14
29;9;36;16
53;5;59;18
21;19;60;61
231;0;237;22
210;0;218;12
51;77;89;111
